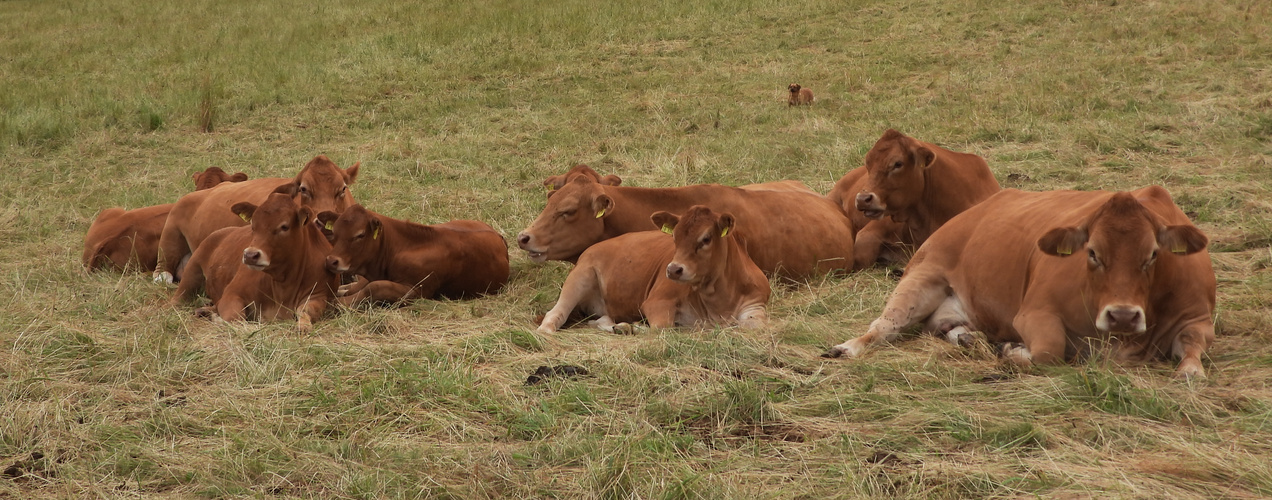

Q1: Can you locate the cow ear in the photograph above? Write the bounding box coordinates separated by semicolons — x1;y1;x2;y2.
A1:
650;211;679;234
316;211;339;240
231;202;258;223
344;162;361;185
273;182;298;196
230;172;248;182
297;207;314;227
1037;227;1088;257
915;146;936;169
369;217;382;240
601;174;622;187
191;172;204;186
1158;225;1208;255
716;213;736;238
592;194;614;219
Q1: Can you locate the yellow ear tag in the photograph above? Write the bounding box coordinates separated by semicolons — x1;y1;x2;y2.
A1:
239;213;250;223
661;224;674;235
720;227;729;238
372;227;380;240
595;209;606;218
324;221;334;231
1056;242;1072;255
1171;241;1186;254
545;184;554;192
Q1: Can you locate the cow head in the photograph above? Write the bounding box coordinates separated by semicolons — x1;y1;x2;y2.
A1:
651;206;735;285
517;176;614;263
543;164;621;197
271;155;360;217
315;205;380;275
1037;193;1207;334
231;193;316;274
788;83;801;94
856;129;936;221
192;166;249;191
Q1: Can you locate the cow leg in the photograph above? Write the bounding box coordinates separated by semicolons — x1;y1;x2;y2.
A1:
337;276;370;297
851;222;888;271
1172;322;1213;379
825;269;949;358
155;226;190;284
1009;311;1068;368
341;280;430;306
925;296;974;347
538;267;599;334
169;260;207;306
216;295;249;323
296;297;328;334
737;304;768;330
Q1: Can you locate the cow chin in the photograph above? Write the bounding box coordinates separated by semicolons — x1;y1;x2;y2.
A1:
525;249;549;263
861;209;885;220
245;262;269;272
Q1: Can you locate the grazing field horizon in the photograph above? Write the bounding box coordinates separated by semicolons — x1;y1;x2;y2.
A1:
2;0;1271;498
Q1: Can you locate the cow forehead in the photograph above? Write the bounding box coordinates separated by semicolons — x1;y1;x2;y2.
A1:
865;140;909;168
544;182;596;209
334;207;373;232
673;207;719;237
254;195;302;225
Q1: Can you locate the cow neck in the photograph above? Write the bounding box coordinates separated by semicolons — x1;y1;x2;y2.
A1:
372;215;436;280
915;159;960;231
601;185;725;237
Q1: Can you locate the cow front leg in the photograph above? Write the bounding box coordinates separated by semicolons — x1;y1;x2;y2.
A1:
1009;311;1068;368
538;267;599;334
341;280;429;307
736;304;768;330
1172;322;1213;379
296;297;328;334
825;269;950;358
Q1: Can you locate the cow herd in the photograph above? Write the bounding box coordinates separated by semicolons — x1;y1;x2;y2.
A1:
82;129;1217;378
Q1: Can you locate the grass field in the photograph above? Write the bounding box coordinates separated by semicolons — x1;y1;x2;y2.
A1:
2;0;1272;497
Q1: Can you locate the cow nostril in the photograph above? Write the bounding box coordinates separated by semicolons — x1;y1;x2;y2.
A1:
244;250;260;261
858;193;874;203
517;234;531;246
667;263;683;278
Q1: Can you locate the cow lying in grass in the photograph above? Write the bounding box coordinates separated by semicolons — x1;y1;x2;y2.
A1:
316;205;510;306
825;186;1216;379
537;205;769;334
171;192;338;332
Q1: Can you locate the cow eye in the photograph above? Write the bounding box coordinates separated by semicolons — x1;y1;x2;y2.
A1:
336;186;346;197
698;236;711;248
1087;248;1100;266
355;232;365;240
892;161;903;170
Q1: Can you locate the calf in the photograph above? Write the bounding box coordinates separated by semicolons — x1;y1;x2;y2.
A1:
829;129;1000;270
516;176;854;280
537;205;769;333
825;187;1216;379
315;205;510;305
83;166;248;272
155;155;359;283
171;192;339;332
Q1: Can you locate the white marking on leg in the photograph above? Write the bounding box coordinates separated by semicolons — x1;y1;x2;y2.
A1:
153;271;174;284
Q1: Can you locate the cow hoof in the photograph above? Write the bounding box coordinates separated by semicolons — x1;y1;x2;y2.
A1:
1174;362;1206;380
193;307;216;320
956;333;976;349
337;284;352;296
153;271;174;284
612;323;637;335
536;325;556;335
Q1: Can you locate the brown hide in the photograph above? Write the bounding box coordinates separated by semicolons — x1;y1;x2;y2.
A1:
83;166;248;272
155;155;359;283
828;187;1216;378
316;204;510;304
516;176;854;280
543;164;622;195
171;193;338;332
843;129;1000;269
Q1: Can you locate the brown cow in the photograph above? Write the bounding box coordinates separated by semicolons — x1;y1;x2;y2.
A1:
155;155;359;283
315;205;510;305
516;176;854;280
83;166;248;272
537;205;769;334
544;164;622;195
825;187;1216;379
171;192;338;332
829;129;1000;270
788;84;814;106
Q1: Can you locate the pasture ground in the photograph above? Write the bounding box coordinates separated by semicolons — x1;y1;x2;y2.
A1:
1;0;1271;498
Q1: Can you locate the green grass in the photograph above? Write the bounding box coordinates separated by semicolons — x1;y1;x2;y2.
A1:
3;0;1272;497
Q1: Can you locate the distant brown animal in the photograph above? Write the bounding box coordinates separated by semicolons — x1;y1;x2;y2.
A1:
83;166;248;272
170;192;339;333
827;129;1000;270
155;155;360;283
536;205;769;334
825;186;1216;379
788;83;814;106
315;205;510;306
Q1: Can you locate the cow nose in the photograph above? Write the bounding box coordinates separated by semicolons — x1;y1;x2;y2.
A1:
1107;308;1142;328
516;232;532;248
856;192;875;205
325;256;341;273
666;263;684;280
243;249;261;263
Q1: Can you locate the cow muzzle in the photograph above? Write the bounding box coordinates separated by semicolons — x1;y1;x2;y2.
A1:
242;247;270;271
666;262;693;282
325;255;348;274
1096;305;1146;334
516;232;548;263
855;192;885;219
